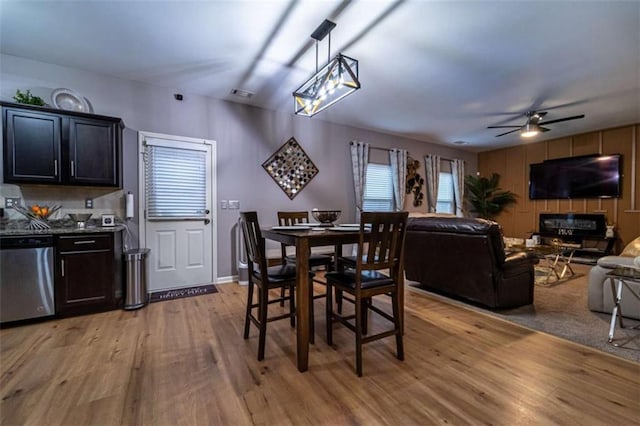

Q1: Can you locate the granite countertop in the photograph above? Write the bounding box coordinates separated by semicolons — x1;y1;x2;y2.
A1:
0;219;126;236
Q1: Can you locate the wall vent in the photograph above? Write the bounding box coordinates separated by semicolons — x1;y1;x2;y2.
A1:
230;88;254;98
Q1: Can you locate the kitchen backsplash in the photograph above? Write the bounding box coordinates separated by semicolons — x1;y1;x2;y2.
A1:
0;183;124;221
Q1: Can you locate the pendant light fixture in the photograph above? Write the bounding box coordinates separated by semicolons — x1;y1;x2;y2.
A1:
293;19;361;117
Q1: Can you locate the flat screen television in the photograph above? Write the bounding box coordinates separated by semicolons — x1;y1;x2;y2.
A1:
529;154;621;199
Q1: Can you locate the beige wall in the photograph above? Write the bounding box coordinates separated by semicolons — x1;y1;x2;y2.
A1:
478;124;640;251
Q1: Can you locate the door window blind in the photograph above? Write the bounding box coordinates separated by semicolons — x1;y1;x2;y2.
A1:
145;144;207;219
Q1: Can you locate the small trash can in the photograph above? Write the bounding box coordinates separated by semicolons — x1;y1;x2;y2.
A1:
124;248;150;310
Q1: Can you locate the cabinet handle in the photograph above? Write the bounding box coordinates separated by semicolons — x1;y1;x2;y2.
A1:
54;160;58;177
74;240;96;245
71;160;75;177
61;259;65;277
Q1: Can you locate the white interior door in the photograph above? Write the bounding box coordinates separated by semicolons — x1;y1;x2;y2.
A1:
139;132;216;292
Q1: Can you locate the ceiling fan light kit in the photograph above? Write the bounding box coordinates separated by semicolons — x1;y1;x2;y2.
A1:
293;19;361;117
488;110;584;138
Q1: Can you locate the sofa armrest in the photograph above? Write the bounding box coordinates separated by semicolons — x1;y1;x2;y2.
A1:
505;251;539;265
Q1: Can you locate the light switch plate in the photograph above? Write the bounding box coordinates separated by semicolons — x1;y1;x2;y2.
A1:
85;198;93;209
229;200;240;209
220;200;228;209
4;197;20;208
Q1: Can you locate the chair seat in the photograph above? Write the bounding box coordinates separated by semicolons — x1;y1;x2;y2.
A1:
252;264;297;282
325;270;394;290
285;253;333;268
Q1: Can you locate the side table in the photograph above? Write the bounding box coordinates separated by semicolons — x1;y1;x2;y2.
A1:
606;266;640;346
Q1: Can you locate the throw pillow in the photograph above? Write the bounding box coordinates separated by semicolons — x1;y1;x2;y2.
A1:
621;236;640;257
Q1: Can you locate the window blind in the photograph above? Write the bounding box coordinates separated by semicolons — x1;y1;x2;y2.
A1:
363;163;394;212
145;144;207;219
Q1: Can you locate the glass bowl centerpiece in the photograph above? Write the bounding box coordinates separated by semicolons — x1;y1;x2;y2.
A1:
311;209;341;226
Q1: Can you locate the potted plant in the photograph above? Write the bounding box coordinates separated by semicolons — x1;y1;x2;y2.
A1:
465;173;516;220
13;89;46;106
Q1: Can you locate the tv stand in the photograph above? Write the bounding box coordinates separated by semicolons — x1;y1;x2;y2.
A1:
538;214;615;265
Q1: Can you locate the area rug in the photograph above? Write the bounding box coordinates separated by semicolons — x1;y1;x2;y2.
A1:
149;284;218;303
408;263;639;363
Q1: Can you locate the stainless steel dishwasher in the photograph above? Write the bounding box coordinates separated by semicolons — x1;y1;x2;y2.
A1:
0;235;55;323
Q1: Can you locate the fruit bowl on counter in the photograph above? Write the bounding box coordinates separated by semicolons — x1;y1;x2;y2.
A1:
12;204;62;230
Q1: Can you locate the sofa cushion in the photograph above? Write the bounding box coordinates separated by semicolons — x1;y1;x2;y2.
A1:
620;236;640;257
596;255;637;269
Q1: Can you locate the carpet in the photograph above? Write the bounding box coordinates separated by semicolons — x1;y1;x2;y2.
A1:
408;263;640;363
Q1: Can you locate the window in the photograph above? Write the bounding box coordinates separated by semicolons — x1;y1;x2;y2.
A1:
363;163;393;211
436;172;455;214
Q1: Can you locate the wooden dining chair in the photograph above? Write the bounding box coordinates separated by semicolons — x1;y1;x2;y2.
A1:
325;211;409;376
240;211;297;361
277;211;335;343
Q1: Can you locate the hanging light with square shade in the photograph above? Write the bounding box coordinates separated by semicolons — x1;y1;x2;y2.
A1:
293;19;361;117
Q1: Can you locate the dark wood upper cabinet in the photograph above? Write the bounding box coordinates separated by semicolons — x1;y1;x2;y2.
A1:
2;101;123;187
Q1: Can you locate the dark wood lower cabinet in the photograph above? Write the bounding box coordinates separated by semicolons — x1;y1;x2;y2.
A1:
55;232;122;316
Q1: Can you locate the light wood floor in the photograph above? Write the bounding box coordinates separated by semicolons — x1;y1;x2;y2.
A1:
1;282;639;425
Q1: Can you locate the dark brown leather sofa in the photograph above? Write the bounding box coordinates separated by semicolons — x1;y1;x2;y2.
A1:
404;216;538;308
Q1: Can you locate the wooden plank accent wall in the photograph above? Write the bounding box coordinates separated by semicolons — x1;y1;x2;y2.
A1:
477;124;640;251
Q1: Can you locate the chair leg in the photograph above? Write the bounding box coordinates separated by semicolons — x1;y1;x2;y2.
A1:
326;281;334;346
280;287;286;307
244;280;254;339
289;284;296;328
355;296;363;377
336;288;343;314
309;282;315;344
361;298;370;335
392;291;404;361
257;285;268;361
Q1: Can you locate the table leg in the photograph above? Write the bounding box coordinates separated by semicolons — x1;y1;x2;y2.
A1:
295;237;310;372
608;277;624;343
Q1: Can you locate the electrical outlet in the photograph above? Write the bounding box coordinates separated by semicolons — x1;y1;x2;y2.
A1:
220;200;228;210
4;197;20;208
85;198;94;209
229;200;240;210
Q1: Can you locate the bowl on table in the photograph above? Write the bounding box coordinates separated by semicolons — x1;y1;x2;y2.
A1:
311;210;341;226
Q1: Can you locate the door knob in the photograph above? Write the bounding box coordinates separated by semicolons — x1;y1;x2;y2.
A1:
204;218;211;225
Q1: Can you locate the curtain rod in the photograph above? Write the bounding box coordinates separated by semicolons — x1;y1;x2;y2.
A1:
352;142;463;162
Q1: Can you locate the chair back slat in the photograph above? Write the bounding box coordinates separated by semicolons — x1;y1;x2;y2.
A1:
277;211;310;259
278;211;310;226
357;211;409;277
240;211;269;279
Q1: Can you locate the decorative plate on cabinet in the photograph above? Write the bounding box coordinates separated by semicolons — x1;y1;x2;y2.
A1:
51;88;91;113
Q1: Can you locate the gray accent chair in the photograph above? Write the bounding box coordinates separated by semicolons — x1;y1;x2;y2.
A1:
588;255;640;320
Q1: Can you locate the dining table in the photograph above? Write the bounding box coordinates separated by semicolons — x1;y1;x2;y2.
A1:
261;225;405;372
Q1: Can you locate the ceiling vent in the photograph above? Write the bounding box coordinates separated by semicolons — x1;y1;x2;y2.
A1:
230;88;254;99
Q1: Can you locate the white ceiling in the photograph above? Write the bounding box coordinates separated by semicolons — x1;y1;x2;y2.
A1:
1;1;639;152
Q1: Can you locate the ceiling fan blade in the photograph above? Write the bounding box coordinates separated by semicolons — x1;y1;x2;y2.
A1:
540;127;551;132
487;125;521;129
537;111;548;117
540;114;585;125
495;129;521;137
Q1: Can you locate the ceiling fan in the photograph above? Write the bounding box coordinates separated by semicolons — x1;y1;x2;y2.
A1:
488;111;585;138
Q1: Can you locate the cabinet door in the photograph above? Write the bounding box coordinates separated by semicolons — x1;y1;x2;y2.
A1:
55;234;115;315
68;117;119;186
56;249;114;314
3;108;62;183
